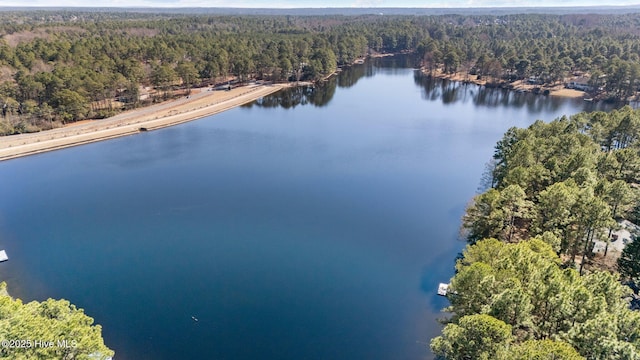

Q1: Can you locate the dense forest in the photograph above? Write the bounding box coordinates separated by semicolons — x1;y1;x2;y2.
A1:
2;11;640;134
432;107;640;359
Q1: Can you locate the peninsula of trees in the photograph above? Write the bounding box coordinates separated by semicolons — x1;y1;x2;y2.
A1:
0;282;114;360
2;11;640;134
432;106;640;359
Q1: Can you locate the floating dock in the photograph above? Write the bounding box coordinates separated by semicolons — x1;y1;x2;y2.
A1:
0;250;7;262
437;283;449;296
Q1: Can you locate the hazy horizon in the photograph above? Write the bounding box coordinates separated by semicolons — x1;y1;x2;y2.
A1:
3;1;640;9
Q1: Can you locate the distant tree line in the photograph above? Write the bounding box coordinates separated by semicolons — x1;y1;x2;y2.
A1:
1;12;640;134
416;13;640;99
0;13;377;134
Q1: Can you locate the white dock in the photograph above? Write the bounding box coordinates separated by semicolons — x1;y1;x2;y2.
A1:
437;283;449;296
0;250;7;262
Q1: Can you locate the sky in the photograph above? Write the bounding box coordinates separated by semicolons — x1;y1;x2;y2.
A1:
3;0;640;8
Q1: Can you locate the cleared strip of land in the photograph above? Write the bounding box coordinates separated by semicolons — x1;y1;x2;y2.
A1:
0;83;286;161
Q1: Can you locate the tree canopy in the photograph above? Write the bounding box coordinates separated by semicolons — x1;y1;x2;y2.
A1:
0;282;114;360
432;239;640;359
2;11;640;133
439;106;640;359
463;106;640;269
619;235;640;283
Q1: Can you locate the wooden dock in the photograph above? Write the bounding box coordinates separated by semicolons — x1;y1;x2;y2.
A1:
0;250;7;262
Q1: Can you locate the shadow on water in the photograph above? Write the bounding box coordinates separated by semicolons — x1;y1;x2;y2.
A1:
242;79;337;109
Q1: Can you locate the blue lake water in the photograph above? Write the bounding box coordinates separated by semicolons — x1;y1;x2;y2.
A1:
0;57;619;359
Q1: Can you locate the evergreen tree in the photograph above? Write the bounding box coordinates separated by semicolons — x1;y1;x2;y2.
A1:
618;236;640;282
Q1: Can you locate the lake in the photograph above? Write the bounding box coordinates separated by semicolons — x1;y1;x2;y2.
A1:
0;56;619;359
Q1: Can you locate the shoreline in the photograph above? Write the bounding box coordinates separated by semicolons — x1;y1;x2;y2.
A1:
421;68;588;99
0;83;287;161
0;62;593;162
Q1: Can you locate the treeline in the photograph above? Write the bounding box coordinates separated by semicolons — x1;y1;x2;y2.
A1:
0;13;400;134
416;13;640;100
465;106;640;265
2;12;640;133
432;106;640;359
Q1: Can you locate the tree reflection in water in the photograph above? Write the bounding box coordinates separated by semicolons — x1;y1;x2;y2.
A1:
245;56;402;109
413;71;620;114
246;54;622;113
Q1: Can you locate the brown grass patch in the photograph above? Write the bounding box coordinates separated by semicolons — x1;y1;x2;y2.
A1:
550;88;587;98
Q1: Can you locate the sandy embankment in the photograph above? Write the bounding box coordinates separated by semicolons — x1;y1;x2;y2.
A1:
548;88;587;98
0;83;287;161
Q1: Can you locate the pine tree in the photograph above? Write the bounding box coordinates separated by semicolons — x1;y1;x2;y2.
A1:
618;236;640;282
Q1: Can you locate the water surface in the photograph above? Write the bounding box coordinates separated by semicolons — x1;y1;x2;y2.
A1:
0;57;616;359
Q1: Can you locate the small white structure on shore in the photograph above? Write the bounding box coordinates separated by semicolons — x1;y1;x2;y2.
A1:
0;250;7;262
437;283;449;296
